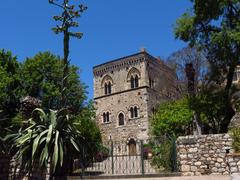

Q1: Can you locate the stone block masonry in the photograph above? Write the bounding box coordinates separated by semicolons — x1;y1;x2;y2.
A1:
228;154;240;174
177;134;233;176
93;51;175;143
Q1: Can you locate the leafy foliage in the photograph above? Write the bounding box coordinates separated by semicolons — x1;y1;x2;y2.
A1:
72;102;103;166
21;52;86;112
151;98;192;137
0;49;100;176
0;49;22;153
189;85;236;133
174;0;240;131
11;108;81;173
74;102;101;143
229;127;240;152
151;137;177;172
0;49;21;118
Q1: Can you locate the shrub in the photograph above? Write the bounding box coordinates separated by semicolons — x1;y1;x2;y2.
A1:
229;127;240;152
151;137;177;172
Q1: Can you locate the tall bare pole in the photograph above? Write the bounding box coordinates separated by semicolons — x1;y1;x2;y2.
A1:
49;0;87;108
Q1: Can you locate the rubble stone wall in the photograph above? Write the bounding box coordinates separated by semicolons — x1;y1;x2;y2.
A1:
228;155;240;174
177;134;233;176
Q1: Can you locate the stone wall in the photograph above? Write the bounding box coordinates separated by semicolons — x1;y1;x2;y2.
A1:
95;88;149;142
177;134;233;176
228;154;240;174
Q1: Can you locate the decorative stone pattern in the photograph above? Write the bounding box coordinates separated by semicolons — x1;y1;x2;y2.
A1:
177;134;233;176
93;51;175;143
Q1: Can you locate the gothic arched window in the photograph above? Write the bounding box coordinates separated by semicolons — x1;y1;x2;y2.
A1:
127;67;140;89
135;75;139;88
131;76;135;89
134;106;138;118
130;107;134;118
103;112;110;123
101;75;113;95
104;83;108;95
118;113;124;126
108;82;112;94
129;106;139;119
130;75;139;89
104;82;112;95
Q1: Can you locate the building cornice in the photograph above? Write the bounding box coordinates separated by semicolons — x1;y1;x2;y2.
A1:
93;52;151;77
94;86;149;100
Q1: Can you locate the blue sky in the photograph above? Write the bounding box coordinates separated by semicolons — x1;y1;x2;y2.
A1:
0;0;192;99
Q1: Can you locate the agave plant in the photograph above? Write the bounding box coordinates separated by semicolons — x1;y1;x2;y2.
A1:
13;108;81;174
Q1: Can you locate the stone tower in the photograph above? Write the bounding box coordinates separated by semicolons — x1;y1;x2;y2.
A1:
93;51;175;143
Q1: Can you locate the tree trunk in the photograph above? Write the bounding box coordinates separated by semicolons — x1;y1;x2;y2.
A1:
220;64;236;133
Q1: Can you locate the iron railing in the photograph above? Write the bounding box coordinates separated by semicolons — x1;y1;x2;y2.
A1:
73;137;178;177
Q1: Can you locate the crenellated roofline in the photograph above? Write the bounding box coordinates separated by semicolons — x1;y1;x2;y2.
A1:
93;52;147;77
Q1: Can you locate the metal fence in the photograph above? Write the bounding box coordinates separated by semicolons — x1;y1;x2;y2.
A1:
73;137;178;177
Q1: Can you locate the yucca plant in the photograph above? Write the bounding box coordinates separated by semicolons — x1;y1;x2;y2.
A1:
12;108;81;175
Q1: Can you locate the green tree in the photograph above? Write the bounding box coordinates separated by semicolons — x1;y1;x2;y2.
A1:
174;0;240;132
74;102;101;144
0;49;21;118
151;98;192;137
189;85;236;134
21;52;86;112
0;49;22;153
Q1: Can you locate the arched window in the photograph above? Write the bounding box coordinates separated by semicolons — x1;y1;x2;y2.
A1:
104;82;112;95
134;106;138;118
101;75;113;95
106;112;110;122
129;106;139;119
103;112;110;123
131;76;135;89
135;75;139;88
103;112;106;123
104;83;108;95
130;107;134;118
118;113;124;126
108;82;111;94
127;67;140;89
130;75;139;89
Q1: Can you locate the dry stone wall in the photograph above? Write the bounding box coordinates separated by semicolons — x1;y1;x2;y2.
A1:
228;154;240;174
177;134;233;176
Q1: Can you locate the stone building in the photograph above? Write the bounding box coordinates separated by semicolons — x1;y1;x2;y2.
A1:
93;50;175;153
